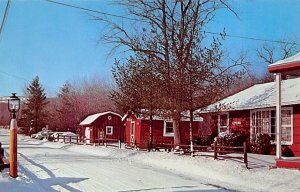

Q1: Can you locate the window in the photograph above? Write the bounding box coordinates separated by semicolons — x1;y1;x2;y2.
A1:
281;109;292;143
163;121;174;137
250;107;293;145
106;126;113;135
218;113;229;134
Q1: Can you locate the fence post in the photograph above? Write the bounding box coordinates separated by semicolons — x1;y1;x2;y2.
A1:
243;142;248;168
118;140;121;149
104;136;107;147
214;142;217;160
69;136;71;144
63;136;65;143
76;136;78;144
57;134;59;142
147;140;151;152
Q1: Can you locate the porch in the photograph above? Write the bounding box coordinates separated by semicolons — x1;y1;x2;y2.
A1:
276;157;300;169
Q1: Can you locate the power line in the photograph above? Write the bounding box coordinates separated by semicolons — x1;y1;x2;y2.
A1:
0;69;28;82
45;0;139;21
203;31;299;45
0;70;59;95
45;0;299;45
0;0;11;40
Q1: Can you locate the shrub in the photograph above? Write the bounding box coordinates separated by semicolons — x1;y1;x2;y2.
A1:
282;146;294;157
193;136;213;146
250;133;271;154
215;131;245;147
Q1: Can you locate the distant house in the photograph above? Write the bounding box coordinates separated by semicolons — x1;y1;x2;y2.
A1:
122;112;207;149
201;77;300;156
79;111;124;144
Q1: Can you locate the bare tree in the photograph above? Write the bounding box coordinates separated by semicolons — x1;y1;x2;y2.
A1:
47;77;116;133
256;37;299;82
100;0;242;145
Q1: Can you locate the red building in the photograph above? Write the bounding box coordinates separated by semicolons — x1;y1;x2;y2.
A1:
79;111;124;144
122;112;207;149
202;77;300;156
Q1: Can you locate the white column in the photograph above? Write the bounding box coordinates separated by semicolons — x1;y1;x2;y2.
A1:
276;73;282;159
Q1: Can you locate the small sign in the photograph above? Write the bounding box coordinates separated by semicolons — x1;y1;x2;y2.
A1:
232;121;241;125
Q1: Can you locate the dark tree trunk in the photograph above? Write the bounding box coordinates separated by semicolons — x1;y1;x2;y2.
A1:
173;112;181;146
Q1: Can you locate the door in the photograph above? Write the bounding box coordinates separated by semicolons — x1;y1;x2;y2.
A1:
85;127;90;144
130;121;135;146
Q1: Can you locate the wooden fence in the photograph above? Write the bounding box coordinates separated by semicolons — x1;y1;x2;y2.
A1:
55;135;83;144
52;135;247;168
54;134;121;148
93;138;121;148
152;141;248;168
213;142;248;168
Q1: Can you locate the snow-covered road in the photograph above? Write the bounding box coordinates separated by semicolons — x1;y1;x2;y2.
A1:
2;128;300;192
0;130;224;192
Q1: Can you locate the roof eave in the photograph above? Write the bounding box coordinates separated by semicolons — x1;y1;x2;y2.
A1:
268;61;300;73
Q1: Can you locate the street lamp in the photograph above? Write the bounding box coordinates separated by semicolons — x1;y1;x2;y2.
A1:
7;93;20;178
8;93;20;118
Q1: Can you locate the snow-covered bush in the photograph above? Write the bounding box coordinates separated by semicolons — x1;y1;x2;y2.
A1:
215;131;245;146
250;133;271;154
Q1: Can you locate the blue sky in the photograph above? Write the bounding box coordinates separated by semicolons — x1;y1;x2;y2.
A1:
0;0;300;97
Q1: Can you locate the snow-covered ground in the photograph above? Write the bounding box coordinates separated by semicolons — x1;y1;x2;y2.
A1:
1;128;300;192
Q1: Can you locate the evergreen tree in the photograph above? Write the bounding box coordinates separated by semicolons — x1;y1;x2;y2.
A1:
57;82;78;132
20;76;49;134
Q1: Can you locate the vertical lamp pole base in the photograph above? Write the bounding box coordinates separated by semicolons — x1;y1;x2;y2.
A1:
9;118;18;178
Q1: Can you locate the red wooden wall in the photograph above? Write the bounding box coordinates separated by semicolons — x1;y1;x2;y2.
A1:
229;110;250;137
81;113;125;143
290;104;300;156
124;116;206;149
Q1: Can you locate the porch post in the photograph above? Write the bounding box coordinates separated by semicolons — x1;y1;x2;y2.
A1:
275;73;282;159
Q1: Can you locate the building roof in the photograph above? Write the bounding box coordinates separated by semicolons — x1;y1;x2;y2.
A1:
201;77;300;112
121;111;203;122
268;52;300;73
79;111;122;126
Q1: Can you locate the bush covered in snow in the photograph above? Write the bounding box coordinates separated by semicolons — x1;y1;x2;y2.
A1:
215;131;245;147
250;133;271;154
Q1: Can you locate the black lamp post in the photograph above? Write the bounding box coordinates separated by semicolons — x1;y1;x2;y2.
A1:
8;93;20;119
7;93;20;178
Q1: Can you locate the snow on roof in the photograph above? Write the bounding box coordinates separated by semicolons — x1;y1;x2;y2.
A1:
269;52;300;67
121;111;203;122
201;77;300;112
80;111;122;126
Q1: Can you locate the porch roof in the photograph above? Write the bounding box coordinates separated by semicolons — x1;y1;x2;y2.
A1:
268;52;300;75
80;111;122;126
200;77;300;112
